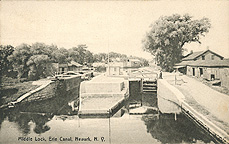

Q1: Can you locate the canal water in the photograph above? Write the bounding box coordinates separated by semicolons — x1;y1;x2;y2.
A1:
0;86;216;143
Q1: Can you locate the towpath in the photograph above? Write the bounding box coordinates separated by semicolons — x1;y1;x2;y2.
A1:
163;72;229;135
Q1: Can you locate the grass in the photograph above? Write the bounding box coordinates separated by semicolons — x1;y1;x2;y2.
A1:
0;77;40;105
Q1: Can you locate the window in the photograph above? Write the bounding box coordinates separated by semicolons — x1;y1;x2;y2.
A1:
202;56;205;60
114;67;116;71
211;55;215;60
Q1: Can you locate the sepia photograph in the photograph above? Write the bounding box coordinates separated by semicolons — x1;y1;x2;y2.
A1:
0;0;229;143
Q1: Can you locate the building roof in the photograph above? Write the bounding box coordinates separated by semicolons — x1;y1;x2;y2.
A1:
68;61;82;67
58;63;68;67
129;59;141;62
107;62;124;67
182;50;224;61
182;51;206;61
176;59;229;67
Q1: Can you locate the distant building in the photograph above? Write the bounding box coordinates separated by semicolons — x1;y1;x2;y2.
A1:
58;63;68;74
126;59;141;68
106;59;141;76
68;61;83;72
175;49;229;89
106;62;124;76
92;62;106;68
58;61;83;74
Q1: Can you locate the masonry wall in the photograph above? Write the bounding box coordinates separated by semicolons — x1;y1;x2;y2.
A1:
17;76;81;113
26;81;56;102
21;76;81;103
157;79;182;114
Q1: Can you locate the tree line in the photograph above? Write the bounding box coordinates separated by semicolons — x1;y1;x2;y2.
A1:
2;13;207;84
0;43;149;83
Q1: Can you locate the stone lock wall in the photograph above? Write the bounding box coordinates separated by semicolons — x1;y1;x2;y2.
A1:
25;81;57;102
21;76;81;103
157;79;183;114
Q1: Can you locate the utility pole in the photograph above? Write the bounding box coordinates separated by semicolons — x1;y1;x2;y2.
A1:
108;43;110;76
107;22;110;76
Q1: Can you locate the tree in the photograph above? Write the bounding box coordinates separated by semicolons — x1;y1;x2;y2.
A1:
8;43;57;80
52;48;69;63
69;44;91;64
142;14;211;71
8;44;32;79
84;50;93;64
93;53;107;62
26;54;50;80
0;45;14;85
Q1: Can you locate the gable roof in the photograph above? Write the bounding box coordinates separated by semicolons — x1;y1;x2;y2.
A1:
182;51;206;61
68;61;82;67
182;50;224;61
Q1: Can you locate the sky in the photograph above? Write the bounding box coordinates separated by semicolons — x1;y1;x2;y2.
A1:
0;1;229;59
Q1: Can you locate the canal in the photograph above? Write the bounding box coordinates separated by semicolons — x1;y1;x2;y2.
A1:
0;92;216;143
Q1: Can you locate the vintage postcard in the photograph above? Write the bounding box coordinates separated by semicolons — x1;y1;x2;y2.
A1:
0;0;228;143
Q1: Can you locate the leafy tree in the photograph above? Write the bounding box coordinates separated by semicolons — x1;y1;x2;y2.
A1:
30;43;48;55
26;54;50;80
52;48;69;63
120;54;128;61
93;54;100;62
8;44;32;79
31;43;58;61
28;43;60;80
93;53;107;62
69;44;93;64
9;43;57;80
84;50;93;64
142;14;211;71
0;45;14;85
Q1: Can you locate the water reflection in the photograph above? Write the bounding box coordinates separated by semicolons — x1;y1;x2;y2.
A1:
0;108;217;143
0;111;4;130
1;108;53;135
142;113;215;143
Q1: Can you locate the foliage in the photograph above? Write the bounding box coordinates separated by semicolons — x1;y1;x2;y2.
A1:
52;48;69;63
0;45;14;85
142;14;211;71
69;44;93;64
6;42;149;81
93;52;129;63
93;53;107;62
8;44;32;79
26;54;50;80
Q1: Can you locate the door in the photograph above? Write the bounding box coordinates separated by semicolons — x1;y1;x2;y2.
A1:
192;68;195;76
199;68;203;76
61;67;65;74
